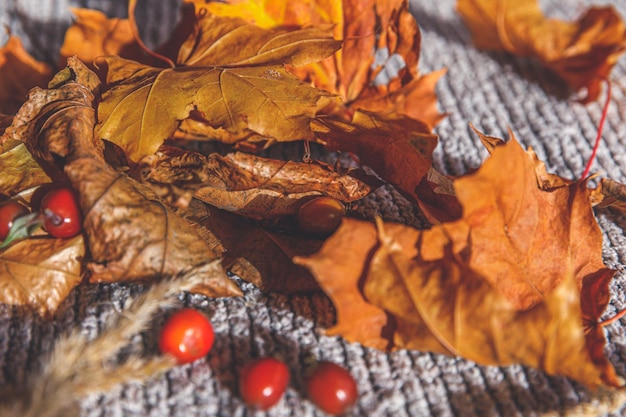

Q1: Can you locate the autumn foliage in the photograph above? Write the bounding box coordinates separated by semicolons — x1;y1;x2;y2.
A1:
1;0;626;390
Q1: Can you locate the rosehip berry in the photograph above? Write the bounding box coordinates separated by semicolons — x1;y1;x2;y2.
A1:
0;201;29;241
239;357;290;410
297;196;345;236
305;361;357;415
159;309;214;364
40;187;82;238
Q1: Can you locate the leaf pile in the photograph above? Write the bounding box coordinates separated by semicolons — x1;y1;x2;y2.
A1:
1;0;626;391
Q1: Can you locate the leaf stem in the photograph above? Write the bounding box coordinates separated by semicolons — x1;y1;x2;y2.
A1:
581;78;611;179
128;0;175;68
598;306;626;327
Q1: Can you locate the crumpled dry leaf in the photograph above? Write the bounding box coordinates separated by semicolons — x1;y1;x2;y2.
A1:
590;177;626;213
184;199;322;293
1;58;102;168
457;0;626;103
203;0;446;129
0;236;84;317
5;57;241;298
96;56;329;161
0;140;51;197
58;8;143;69
0;35;52;114
296;135;619;387
139;147;376;217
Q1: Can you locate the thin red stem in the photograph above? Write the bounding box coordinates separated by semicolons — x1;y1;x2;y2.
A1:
599;306;626;327
581;79;612;179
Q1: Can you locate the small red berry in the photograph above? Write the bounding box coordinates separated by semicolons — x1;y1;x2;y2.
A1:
40;187;82;238
297;196;345;236
159;309;214;364
305;361;357;415
0;201;29;241
239;357;290;410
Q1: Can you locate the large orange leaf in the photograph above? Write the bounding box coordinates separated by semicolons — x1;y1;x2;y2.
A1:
457;0;626;102
297;135;619;387
295;219;390;350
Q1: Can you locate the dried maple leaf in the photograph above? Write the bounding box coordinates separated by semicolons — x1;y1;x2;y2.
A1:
139;147;376;217
457;0;626;103
0;140;51;197
177;12;341;67
0;34;52;115
297;135;619;387
96;56;330;161
184;199;322;293
0;236;84;317
4;57;241;298
312;110;456;222
58;8;143;69
201;0;446;129
294;220;391;350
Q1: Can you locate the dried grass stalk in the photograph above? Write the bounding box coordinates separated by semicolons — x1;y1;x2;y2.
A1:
0;260;226;417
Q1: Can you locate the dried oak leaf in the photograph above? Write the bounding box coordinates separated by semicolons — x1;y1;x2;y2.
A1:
140;147;375;217
6;57;240;298
96;56;330;162
204;0;446;129
297;136;619;387
0;236;84;317
0;34;52;115
183;199;322;294
457;0;626;103
58;8;144;69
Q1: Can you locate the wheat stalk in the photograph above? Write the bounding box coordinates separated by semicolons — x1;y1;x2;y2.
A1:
0;260;225;417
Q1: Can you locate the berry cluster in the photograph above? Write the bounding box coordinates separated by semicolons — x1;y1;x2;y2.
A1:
160;309;358;415
0;185;83;247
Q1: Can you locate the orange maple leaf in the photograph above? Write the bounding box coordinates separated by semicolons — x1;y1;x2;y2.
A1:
297;133;619;387
196;0;446;129
457;0;626;103
0;35;52;114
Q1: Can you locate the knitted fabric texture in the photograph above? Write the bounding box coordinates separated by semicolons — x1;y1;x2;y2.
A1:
2;0;626;416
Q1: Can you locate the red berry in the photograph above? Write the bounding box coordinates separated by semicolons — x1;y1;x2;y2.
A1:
159;309;214;364
40;187;82;238
239;357;290;410
297;197;345;236
305;361;357;415
0;201;29;241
